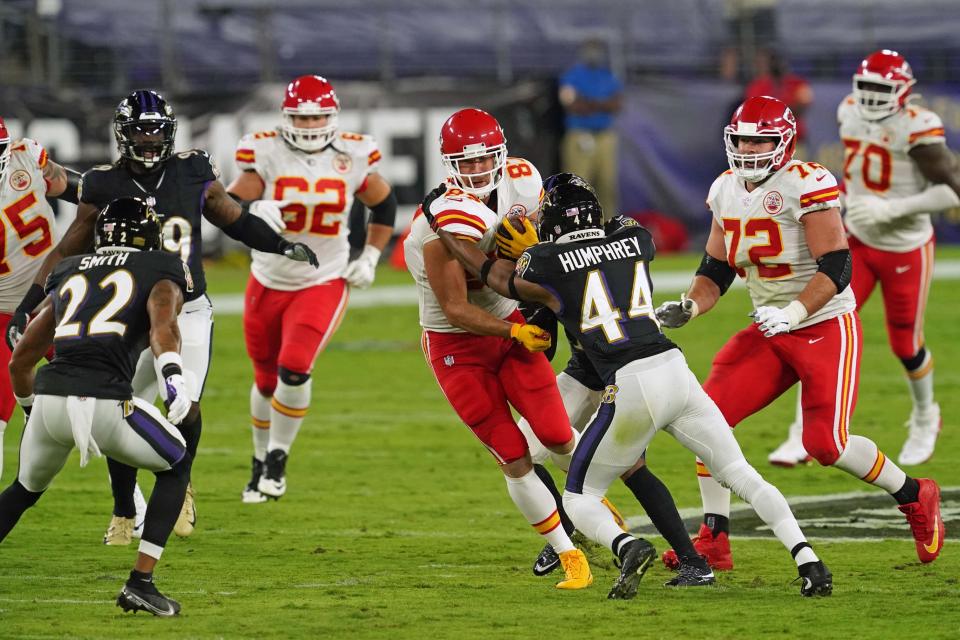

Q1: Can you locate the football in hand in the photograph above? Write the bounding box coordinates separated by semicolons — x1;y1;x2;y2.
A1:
496;212;529;258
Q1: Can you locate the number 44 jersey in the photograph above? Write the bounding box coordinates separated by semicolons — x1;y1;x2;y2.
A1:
706;160;856;329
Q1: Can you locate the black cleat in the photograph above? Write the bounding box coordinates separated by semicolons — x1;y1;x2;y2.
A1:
608;538;656;600
532;543;561;576
117;578;181;617
257;449;288;499
797;560;833;597
242;457;267;503
665;559;715;587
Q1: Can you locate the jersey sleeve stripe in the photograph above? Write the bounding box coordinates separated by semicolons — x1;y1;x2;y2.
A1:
908;127;946;143
368;150;382;165
436;211;487;232
235;149;255;162
452;233;479;243
800;186;840;204
38;148;48;169
800;190;840;205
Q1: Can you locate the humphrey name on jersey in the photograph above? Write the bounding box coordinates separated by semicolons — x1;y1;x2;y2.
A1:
556;235;646;273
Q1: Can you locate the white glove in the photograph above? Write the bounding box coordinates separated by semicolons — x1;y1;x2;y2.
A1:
342;245;381;289
249;200;288;234
164;374;191;425
654;294;699;328
750;301;808;338
844;195;898;227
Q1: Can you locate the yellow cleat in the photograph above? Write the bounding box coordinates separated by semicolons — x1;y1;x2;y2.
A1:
173;483;196;537
103;515;135;546
556;548;594;590
602;496;628;532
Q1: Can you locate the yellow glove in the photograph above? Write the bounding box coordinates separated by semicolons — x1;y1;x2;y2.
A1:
495;215;539;260
510;322;552;352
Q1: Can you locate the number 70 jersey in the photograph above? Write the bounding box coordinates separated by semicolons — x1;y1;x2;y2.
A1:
706;160;855;329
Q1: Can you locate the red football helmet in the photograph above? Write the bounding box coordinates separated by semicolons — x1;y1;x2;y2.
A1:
724;96;797;182
0;115;10;188
439;108;507;197
852;50;916;121
279;75;340;151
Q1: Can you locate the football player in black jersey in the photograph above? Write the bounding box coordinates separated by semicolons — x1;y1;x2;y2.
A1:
429;181;833;599
0;197;195;616
4;90;319;543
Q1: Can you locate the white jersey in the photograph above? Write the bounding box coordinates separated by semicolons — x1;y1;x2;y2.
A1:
0;138;56;313
235;130;381;290
838;96;946;251
706;160;856;329
404;158;544;332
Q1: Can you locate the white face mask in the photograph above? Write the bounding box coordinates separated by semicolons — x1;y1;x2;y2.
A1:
279;110;339;152
441;145;507;197
723;128;790;183
852;75;914;121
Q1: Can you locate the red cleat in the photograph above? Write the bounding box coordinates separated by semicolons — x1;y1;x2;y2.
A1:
898;478;945;563
661;523;734;571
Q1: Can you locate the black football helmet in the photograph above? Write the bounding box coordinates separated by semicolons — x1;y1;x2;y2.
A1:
114;90;177;169
95;197;163;252
542;172;596;196
538;183;605;243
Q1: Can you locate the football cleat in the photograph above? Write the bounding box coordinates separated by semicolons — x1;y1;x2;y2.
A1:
173;483;196;537
601;496;628;532
608;538;656;600
662;523;733;571
664;559;715;587
132;483;147;539
768;420;812;467
242;457;268;504
103;515;135;546
797;560;832;597
117;577;181;616
898;478;945;563
258;449;288;499
556;548;593;590
533;543;561;576
898;404;941;466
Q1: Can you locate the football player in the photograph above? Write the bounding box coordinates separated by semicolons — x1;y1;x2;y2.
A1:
771;50;960;467
0;114;82;483
654;96;943;571
404;109;592;590
227;75;396;502
429;181;832;598
5;90;319;544
0;197;194;616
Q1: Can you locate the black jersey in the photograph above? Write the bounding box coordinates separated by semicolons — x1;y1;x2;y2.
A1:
78;150;217;300
517;225;676;384
34;250;191;400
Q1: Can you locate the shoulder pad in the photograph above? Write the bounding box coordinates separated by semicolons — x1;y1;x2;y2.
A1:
175;149;220;180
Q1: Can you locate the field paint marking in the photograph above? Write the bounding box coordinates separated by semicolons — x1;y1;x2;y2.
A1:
208;259;960;314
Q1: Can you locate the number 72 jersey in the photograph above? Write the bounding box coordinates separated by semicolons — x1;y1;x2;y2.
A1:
706;160;856;328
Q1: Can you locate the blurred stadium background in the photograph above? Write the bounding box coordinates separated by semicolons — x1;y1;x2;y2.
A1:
2;0;960;256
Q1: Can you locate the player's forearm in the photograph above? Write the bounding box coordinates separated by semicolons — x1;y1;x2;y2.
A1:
435;229;487;279
365;223;393;252
794;272;839;318
685;275;722;318
441;300;513;338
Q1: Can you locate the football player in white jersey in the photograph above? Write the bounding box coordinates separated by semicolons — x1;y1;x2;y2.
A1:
404;108;592;590
0;115;80;483
227;76;396;502
771;50;960;467
656;96;944;571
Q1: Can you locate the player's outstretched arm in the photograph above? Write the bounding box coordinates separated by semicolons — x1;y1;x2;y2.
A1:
147;279;191;425
657;219;725;328
910;143;960;203
9;303;55;407
345;175;397;289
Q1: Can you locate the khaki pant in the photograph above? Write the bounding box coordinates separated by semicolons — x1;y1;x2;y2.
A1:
561;129;619;218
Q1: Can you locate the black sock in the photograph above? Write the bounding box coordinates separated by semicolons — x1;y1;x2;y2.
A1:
704;513;729;536
624;466;699;562
130;569;153;583
892;477;920;505
0;481;43;541
178;409;202;458
141;454;192;549
107;457;138;517
612;532;632;561
533;464;575;536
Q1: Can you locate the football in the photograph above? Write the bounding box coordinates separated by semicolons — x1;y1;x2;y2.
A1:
496;212;529;258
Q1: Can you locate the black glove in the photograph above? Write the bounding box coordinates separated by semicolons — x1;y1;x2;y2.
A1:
5;311;29;351
279;240;319;267
420;183;447;230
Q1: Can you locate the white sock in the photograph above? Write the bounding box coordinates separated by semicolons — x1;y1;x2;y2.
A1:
562;490;630;552
547;428;579;473
505;469;574;553
250;384;271;461
834;435;906;494
268;380;311;453
906;350;935;414
0;419;6;482
697;458;731;518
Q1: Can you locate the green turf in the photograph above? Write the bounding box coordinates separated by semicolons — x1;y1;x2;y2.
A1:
1;250;958;639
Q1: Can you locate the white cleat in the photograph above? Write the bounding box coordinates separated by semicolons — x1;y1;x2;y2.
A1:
898;403;941;466
768;421;812;467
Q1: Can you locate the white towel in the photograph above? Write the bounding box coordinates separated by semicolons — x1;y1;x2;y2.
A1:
66;396;101;467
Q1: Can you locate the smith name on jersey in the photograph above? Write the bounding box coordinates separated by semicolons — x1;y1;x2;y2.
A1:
78;150;216;300
404;158;544;333
37;250;190;400
517;225;676;384
838;95;947;251
0;138;57;313
235;129;382;289
707;160;856;328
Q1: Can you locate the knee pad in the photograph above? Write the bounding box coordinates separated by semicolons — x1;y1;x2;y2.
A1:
278;366;311;387
899;347;928;373
711;458;760;498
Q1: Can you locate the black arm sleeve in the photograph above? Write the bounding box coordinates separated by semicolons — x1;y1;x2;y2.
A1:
695;253;737;295
368;190;397;227
816;249;852;293
16;283;47;314
55;168;81;204
220;211;286;254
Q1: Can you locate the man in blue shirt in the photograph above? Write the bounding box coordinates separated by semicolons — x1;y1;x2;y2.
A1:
558;39;623;217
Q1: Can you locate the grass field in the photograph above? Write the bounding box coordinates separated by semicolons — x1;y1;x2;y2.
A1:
1;248;958;639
